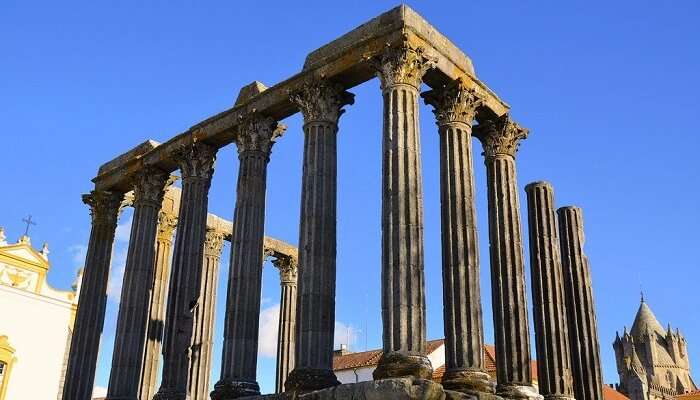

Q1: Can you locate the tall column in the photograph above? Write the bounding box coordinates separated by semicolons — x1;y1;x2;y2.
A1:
422;79;493;394
473;115;541;400
155;142;217;400
212;114;285;399
557;206;604;400
272;255;298;393
188;228;225;400
525;182;575;400
285;80;353;391
369;39;436;380
107;167;170;400
62;190;123;400
140;210;178;400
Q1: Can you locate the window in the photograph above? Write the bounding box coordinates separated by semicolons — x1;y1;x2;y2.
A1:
0;336;15;400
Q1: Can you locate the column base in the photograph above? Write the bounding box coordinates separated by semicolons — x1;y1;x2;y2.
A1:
496;384;543;400
373;351;433;380
284;367;340;392
211;379;260;400
152;388;187;400
442;369;496;395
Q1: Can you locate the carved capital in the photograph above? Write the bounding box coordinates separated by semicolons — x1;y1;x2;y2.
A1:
132;167;170;207
204;229;225;257
82;190;123;226
290;81;355;125
156;211;177;241
272;255;298;285
235;113;286;156
369;37;436;90
174;142;217;182
422;78;482;126
473;114;529;158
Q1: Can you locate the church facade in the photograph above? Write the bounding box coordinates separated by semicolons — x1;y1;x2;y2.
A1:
614;298;697;399
0;227;79;400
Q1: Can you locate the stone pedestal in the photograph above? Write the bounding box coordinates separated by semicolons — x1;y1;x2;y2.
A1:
524;182;574;400
272;255;298;393
557;206;603;400
107;167;170;400
473;115;540;400
423;79;493;395
212;114;285;400
62;190;123;400
140;210;177;400
370;39;435;381
285;80;353;392
189;228;225;400
155;142;217;400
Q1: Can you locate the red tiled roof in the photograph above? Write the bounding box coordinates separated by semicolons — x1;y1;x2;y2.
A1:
603;386;630;400
676;389;700;399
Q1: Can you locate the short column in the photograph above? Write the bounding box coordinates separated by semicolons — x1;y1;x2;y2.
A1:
285;80;353;391
211;114;285;399
140;210;178;400
370;38;436;381
155;142;217;399
473;115;541;400
557;206;604;400
62;190;123;400
422;79;493;394
272;255;298;393
107;167;170;400
189;228;225;400
525;182;575;400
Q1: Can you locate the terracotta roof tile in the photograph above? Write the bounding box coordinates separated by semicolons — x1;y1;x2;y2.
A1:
332;348;383;370
603;386;630;400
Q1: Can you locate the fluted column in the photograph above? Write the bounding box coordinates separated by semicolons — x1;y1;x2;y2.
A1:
140;210;177;400
285;80;353;391
212;114;285;399
473;115;541;400
62;190;123;400
188;228;225;400
558;206;603;400
273;255;298;393
369;39;436;380
422;79;493;394
107;167;169;400
525;182;575;400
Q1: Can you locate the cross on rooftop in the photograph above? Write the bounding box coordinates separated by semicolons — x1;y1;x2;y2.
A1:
22;215;36;236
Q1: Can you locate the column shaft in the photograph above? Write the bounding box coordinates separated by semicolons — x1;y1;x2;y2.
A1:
62;190;122;400
212;114;284;400
140;211;177;400
273;256;298;393
107;167;169;400
525;182;574;400
558;206;604;400
189;229;224;400
155;142;216;400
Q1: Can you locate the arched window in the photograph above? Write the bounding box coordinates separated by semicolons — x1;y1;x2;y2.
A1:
0;336;15;400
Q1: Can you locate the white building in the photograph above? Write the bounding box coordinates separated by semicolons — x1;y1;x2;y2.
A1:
0;227;79;400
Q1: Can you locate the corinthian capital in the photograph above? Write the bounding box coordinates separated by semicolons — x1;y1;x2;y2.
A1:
272;255;298;285
174;142;217;182
204;229;225;257
422;78;482;126
473;114;529;158
235;113;286;156
290;81;355;125
133;166;170;207
157;211;178;241
369;38;436;90
82;190;124;226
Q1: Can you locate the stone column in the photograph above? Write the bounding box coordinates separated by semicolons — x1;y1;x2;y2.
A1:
473;115;540;400
107;167;170;400
140;210;178;400
422;79;493;394
285;80;353;391
557;206;604;400
154;142;217;400
188;228;225;400
525;182;575;400
62;190;123;400
369;40;436;380
211;114;285;399
273;255;298;393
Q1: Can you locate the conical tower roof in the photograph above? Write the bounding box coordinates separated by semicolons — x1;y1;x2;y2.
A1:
630;298;665;338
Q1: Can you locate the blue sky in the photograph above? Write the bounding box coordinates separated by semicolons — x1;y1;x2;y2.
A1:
1;0;699;394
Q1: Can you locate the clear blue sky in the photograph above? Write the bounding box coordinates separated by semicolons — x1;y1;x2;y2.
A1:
1;0;699;394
